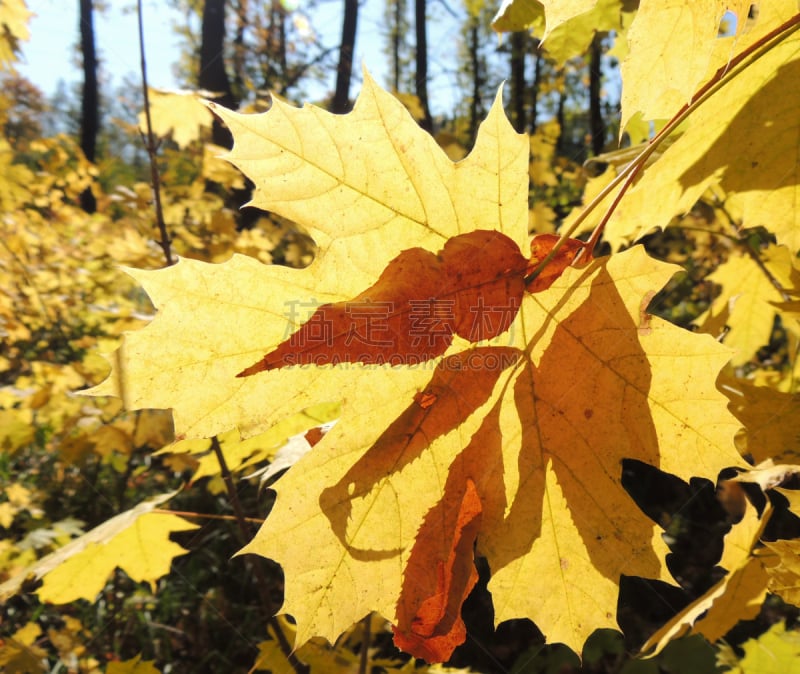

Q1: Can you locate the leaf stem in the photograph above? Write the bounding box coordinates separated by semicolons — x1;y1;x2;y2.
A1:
137;0;174;267
525;11;800;283
210;437;308;674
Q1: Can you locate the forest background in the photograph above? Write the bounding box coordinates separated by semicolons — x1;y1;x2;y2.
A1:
1;1;800;673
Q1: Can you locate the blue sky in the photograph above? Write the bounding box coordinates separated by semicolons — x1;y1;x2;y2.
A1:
18;0;182;94
16;0;467;115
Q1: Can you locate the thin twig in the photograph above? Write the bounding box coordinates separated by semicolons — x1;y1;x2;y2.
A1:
210;437;308;674
152;508;265;525
667;222;737;241
146;621;188;637
137;0;174;267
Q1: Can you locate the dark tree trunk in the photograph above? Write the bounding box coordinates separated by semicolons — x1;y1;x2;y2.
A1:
467;18;481;145
415;0;433;132
392;0;402;90
555;78;566;154
509;30;526;133
588;32;605;155
263;0;287;92
79;0;98;213
332;0;358;113
262;2;275;90
200;0;256;227
232;0;247;98
200;0;236;147
277;1;287;88
529;42;542;134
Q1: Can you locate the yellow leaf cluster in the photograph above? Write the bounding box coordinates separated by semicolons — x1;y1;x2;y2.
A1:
0;493;196;604
0;138;34;209
0;622;47;673
46;616;102;673
0;0;31;68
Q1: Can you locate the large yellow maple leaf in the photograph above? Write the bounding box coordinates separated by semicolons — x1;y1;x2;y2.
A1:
92;74;743;658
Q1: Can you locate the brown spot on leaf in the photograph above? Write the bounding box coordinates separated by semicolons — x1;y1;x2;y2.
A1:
638;290;656;336
415;390;438;409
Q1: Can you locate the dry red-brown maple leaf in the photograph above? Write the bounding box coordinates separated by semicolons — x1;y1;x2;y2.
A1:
239;232;580;376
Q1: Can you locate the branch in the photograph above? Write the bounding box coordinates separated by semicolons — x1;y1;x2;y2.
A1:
152;508;265;525
281;47;337;94
137;0;174;267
